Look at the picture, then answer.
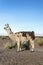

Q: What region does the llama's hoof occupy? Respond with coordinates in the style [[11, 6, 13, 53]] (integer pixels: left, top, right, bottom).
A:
[[30, 48, 34, 52], [17, 49, 22, 52], [20, 48, 22, 51]]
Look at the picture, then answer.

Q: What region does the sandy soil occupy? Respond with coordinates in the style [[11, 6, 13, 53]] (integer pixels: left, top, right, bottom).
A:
[[0, 37, 43, 65]]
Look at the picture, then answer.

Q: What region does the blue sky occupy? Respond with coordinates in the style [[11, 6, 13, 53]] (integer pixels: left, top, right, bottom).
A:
[[0, 0, 43, 36]]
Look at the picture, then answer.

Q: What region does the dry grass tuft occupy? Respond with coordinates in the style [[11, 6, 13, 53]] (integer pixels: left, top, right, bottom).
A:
[[4, 43, 16, 49], [36, 37, 43, 46], [38, 41, 43, 46]]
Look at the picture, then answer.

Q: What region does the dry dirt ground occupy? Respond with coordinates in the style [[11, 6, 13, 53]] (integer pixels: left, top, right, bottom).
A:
[[0, 36, 43, 65]]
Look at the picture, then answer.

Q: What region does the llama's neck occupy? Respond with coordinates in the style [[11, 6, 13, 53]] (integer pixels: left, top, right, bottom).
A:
[[9, 33, 17, 42], [6, 30, 16, 41]]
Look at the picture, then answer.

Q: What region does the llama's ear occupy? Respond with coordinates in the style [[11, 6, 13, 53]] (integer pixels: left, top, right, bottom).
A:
[[5, 24, 9, 27]]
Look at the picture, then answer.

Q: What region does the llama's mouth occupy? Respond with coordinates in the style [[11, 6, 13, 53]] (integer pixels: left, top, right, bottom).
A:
[[4, 27, 6, 30]]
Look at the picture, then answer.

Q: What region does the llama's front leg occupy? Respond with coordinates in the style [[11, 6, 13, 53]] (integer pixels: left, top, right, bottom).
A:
[[17, 41, 20, 52], [17, 41, 22, 52], [30, 40, 35, 52]]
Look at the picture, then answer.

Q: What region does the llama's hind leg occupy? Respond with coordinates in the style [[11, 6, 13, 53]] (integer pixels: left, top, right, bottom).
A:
[[30, 39, 35, 52]]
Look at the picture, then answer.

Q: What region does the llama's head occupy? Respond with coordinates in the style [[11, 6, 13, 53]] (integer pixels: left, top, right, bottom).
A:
[[4, 24, 12, 34], [4, 24, 10, 30]]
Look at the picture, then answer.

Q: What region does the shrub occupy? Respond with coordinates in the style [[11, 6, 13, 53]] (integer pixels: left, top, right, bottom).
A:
[[4, 43, 16, 49], [38, 41, 43, 46], [1, 36, 7, 39], [1, 36, 10, 40]]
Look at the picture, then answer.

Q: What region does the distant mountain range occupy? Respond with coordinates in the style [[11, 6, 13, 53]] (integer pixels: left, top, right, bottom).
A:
[[35, 33, 43, 36]]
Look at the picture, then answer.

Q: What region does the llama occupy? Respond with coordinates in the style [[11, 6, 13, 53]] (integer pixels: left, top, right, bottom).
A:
[[4, 24, 35, 51]]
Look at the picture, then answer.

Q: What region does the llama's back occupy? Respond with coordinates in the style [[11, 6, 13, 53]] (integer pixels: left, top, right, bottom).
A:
[[15, 31, 35, 40]]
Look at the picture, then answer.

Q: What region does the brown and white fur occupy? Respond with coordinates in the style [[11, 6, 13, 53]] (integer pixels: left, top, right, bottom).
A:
[[16, 32, 35, 51]]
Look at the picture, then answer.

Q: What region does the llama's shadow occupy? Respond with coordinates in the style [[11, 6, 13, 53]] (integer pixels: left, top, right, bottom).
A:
[[21, 41, 30, 50]]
